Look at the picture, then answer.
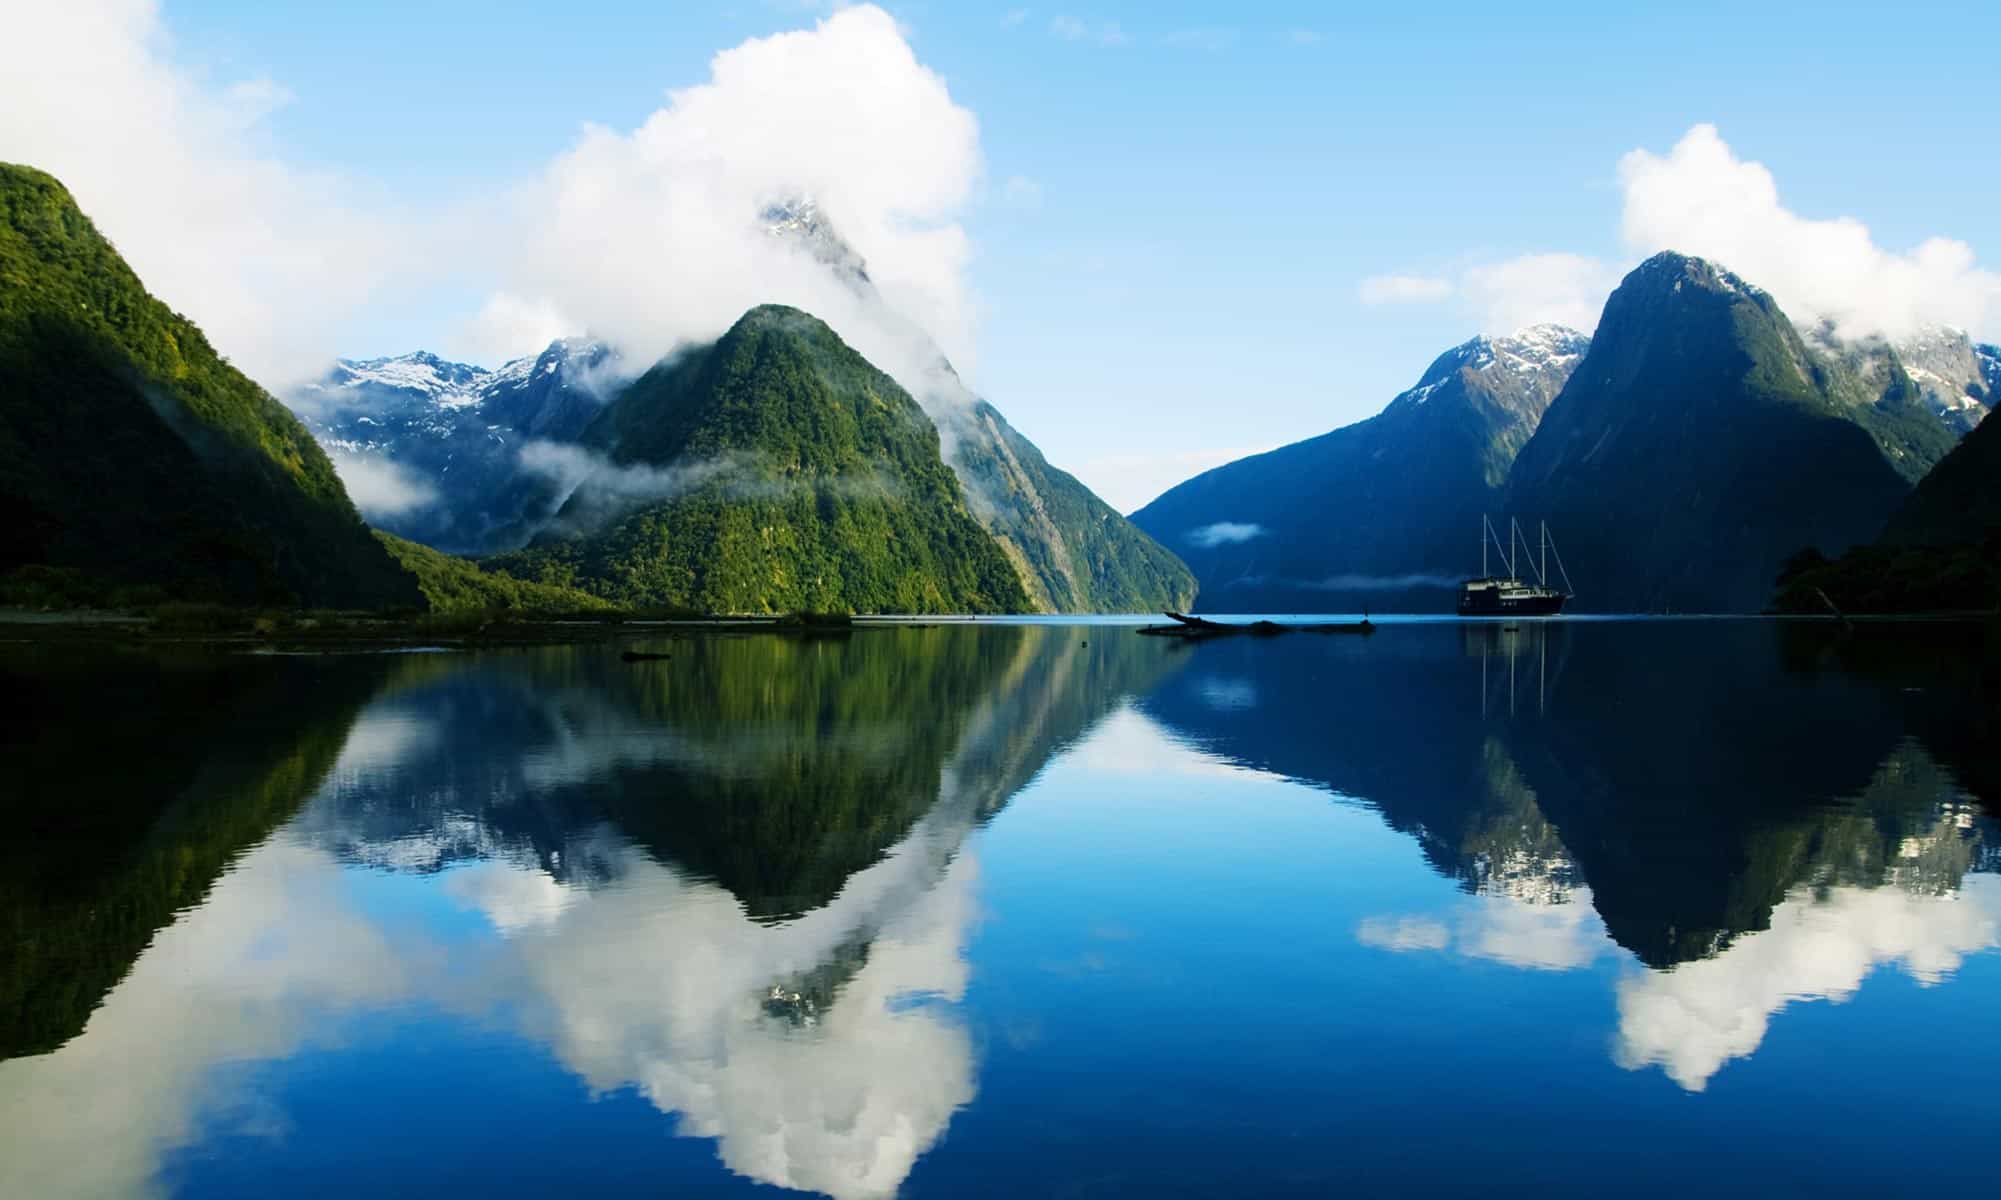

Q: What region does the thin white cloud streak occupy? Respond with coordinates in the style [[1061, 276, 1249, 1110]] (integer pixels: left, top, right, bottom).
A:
[[0, 0, 412, 389], [329, 453, 439, 518], [1185, 521, 1266, 549], [1618, 123, 2001, 342]]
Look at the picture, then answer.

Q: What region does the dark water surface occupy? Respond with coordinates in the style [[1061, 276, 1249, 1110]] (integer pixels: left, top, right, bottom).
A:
[[4, 620, 1998, 1198]]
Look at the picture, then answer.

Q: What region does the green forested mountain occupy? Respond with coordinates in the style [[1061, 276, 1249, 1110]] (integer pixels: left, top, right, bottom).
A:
[[1130, 326, 1588, 612], [374, 530, 611, 614], [1772, 400, 2001, 613], [760, 199, 1192, 612], [945, 397, 1194, 611], [1506, 252, 1956, 613], [0, 164, 417, 608], [489, 305, 1029, 613]]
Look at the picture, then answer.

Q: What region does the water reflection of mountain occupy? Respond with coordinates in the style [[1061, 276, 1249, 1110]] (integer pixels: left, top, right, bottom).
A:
[[1136, 622, 1997, 968], [0, 647, 395, 1059], [293, 626, 1173, 913], [0, 626, 1181, 1200]]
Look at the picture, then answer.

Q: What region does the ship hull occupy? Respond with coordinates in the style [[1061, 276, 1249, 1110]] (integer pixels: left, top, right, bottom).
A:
[[1458, 591, 1567, 617]]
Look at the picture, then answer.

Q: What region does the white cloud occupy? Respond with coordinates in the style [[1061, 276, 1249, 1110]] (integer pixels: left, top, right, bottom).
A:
[[1459, 253, 1622, 335], [1002, 8, 1031, 27], [1185, 520, 1267, 549], [1357, 254, 1618, 334], [329, 453, 440, 518], [1374, 124, 2001, 343], [1618, 123, 2001, 342], [0, 0, 414, 388], [1285, 29, 1325, 46], [468, 5, 984, 391], [1359, 274, 1455, 305]]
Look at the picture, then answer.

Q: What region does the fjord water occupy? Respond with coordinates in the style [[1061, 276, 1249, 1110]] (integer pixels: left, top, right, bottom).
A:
[[3, 622, 1997, 1198]]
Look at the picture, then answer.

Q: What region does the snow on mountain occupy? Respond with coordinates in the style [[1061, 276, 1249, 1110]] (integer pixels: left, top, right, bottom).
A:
[[1387, 325, 1589, 414], [287, 339, 618, 553]]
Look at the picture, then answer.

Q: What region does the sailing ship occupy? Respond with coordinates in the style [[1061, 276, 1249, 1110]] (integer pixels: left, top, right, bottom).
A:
[[1459, 516, 1572, 616]]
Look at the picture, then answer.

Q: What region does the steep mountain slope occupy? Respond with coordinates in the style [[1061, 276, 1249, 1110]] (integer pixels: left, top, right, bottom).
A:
[[945, 395, 1195, 611], [489, 305, 1029, 613], [1129, 326, 1588, 612], [763, 200, 1193, 612], [1891, 325, 1994, 433], [1881, 400, 2001, 547], [0, 163, 416, 608], [292, 339, 616, 554], [1507, 252, 1955, 613]]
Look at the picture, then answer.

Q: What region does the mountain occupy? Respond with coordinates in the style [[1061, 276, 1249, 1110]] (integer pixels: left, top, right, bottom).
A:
[[761, 199, 1194, 613], [1883, 400, 2001, 547], [943, 395, 1195, 612], [1891, 325, 1994, 433], [1799, 322, 1994, 435], [488, 305, 1030, 614], [1774, 389, 2001, 613], [1129, 325, 1588, 612], [0, 163, 417, 608], [292, 338, 616, 555], [1506, 252, 1957, 613]]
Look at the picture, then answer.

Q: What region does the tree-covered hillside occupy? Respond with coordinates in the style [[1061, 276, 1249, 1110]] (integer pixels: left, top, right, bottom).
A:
[[0, 163, 417, 608], [489, 306, 1029, 614], [946, 398, 1195, 612]]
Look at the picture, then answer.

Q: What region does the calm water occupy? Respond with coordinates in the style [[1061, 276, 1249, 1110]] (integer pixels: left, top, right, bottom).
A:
[[4, 620, 1998, 1198]]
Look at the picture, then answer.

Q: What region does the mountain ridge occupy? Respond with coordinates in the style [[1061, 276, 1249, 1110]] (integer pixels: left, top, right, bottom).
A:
[[487, 304, 1031, 614], [1129, 323, 1588, 612], [0, 162, 417, 608]]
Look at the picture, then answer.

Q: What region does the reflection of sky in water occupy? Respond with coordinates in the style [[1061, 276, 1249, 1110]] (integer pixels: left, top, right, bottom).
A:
[[4, 625, 2000, 1198]]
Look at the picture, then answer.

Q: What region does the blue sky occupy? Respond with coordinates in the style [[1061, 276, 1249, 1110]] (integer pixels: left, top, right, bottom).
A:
[[11, 1, 2000, 509]]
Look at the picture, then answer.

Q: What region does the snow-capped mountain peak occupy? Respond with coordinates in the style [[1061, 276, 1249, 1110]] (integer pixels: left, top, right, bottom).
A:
[[763, 196, 872, 290]]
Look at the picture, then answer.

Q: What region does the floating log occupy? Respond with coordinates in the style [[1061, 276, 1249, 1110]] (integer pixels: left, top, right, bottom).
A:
[[1136, 612, 1375, 639], [620, 649, 672, 662]]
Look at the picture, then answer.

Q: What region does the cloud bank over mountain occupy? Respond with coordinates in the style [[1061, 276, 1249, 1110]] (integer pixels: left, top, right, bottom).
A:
[[462, 5, 985, 386], [2, 3, 981, 399], [1364, 124, 2001, 343]]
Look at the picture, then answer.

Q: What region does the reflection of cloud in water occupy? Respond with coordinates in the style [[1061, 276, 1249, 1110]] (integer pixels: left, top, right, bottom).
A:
[[0, 839, 414, 1200], [0, 763, 985, 1200], [1197, 676, 1258, 711], [1065, 705, 1292, 785], [481, 844, 978, 1200], [1615, 876, 2001, 1092], [1356, 890, 1612, 971], [1355, 915, 1450, 952]]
